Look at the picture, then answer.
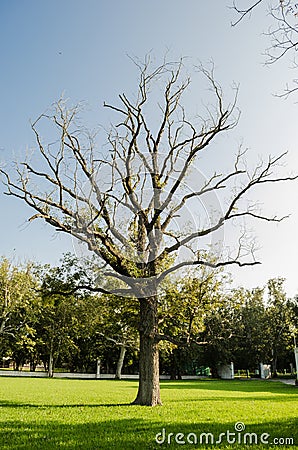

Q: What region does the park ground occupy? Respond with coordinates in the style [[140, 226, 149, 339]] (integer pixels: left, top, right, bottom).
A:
[[0, 378, 297, 449]]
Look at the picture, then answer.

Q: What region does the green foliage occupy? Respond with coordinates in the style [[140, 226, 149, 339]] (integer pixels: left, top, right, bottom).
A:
[[229, 286, 268, 370], [158, 265, 228, 377], [1, 253, 297, 379], [0, 258, 40, 368], [36, 255, 105, 373], [264, 278, 296, 375], [159, 265, 226, 343], [0, 258, 39, 335], [201, 278, 297, 374]]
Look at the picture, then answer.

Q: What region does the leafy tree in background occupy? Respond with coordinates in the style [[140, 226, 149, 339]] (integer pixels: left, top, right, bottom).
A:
[[37, 255, 139, 376], [159, 265, 226, 345], [65, 294, 103, 374], [0, 258, 37, 337], [36, 255, 102, 376], [157, 264, 227, 377], [201, 279, 297, 376], [200, 289, 238, 377], [232, 287, 267, 373], [0, 258, 40, 369], [0, 255, 297, 379], [97, 293, 139, 379], [38, 269, 79, 376], [1, 57, 295, 405], [265, 278, 295, 375]]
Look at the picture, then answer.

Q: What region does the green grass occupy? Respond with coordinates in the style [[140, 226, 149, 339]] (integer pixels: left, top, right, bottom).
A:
[[0, 378, 297, 449]]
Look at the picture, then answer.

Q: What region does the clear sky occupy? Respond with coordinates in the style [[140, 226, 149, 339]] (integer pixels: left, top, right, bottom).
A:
[[1, 0, 298, 296]]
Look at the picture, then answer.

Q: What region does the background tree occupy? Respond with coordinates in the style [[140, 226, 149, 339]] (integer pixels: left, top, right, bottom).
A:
[[264, 277, 295, 375], [1, 57, 295, 405], [0, 258, 40, 369], [231, 0, 298, 96], [97, 293, 139, 379], [38, 270, 79, 376], [201, 279, 297, 377], [64, 293, 103, 374], [232, 287, 267, 374], [159, 265, 225, 344], [157, 264, 226, 378], [200, 289, 239, 377], [36, 255, 102, 376]]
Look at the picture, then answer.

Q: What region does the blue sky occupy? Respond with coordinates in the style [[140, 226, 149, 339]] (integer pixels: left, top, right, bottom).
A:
[[1, 1, 298, 295]]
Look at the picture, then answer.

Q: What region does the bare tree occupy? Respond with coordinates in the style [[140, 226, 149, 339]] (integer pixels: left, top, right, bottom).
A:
[[231, 0, 298, 96], [0, 57, 295, 405]]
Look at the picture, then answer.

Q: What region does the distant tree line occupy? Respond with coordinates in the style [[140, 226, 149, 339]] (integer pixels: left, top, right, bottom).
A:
[[0, 254, 297, 378]]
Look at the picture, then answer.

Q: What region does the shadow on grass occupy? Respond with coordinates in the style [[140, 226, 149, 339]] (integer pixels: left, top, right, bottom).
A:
[[160, 379, 298, 394], [0, 400, 133, 408], [0, 416, 296, 449], [0, 380, 296, 449], [0, 380, 296, 409]]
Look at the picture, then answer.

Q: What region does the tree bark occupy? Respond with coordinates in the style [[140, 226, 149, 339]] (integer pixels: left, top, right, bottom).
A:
[[48, 351, 54, 378], [272, 354, 278, 378], [30, 360, 36, 372], [133, 297, 162, 406], [115, 346, 126, 380]]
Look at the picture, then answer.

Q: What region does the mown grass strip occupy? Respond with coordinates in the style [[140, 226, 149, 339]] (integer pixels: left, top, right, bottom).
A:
[[0, 378, 296, 449]]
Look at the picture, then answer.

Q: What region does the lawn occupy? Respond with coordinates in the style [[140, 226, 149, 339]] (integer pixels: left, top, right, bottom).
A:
[[0, 377, 297, 449]]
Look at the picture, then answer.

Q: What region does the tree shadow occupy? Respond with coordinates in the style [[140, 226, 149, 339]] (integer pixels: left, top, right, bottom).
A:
[[160, 379, 298, 395], [0, 380, 296, 448], [0, 400, 132, 408], [0, 416, 296, 449]]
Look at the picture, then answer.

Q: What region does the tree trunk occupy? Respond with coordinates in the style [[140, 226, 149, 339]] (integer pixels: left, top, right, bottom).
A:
[[272, 356, 278, 378], [115, 345, 126, 380], [48, 329, 55, 377], [96, 358, 101, 379], [211, 366, 219, 378], [30, 359, 36, 372], [48, 352, 54, 378], [133, 297, 162, 406]]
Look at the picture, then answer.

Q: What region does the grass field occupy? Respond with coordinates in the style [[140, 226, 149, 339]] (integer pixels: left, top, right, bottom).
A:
[[0, 377, 297, 449]]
